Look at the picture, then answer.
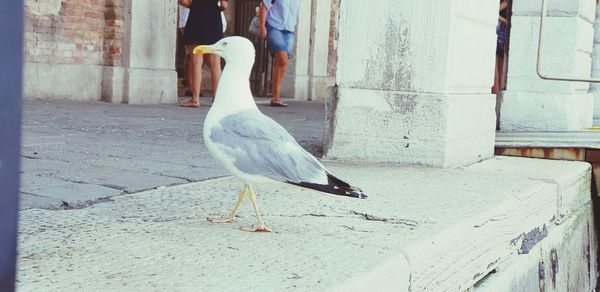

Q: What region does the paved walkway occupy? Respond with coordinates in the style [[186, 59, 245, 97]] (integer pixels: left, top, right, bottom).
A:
[[20, 98, 325, 210], [17, 156, 593, 291]]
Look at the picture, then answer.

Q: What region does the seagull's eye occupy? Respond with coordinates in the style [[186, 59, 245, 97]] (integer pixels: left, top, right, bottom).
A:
[[222, 42, 228, 47]]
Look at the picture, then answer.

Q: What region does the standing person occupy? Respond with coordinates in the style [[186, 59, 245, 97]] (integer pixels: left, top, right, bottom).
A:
[[259, 0, 302, 107], [180, 0, 228, 107]]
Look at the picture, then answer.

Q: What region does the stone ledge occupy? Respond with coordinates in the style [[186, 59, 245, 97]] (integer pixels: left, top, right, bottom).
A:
[[326, 88, 495, 167], [17, 157, 594, 291], [496, 130, 600, 148], [475, 204, 596, 291]]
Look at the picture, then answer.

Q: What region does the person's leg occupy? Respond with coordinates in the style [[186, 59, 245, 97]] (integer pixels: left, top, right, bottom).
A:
[[182, 44, 203, 107], [205, 53, 222, 101], [497, 55, 505, 91], [492, 54, 501, 94], [271, 51, 288, 104], [266, 27, 291, 106]]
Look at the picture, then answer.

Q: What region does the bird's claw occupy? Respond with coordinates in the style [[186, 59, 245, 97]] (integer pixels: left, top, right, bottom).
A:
[[240, 224, 272, 232]]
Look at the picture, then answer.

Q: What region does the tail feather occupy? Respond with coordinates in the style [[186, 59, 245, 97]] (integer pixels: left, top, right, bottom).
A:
[[288, 173, 367, 199]]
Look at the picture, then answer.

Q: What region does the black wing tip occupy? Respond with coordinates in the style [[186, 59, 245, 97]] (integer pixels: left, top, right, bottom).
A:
[[349, 190, 368, 199], [328, 173, 367, 199], [288, 174, 368, 199]]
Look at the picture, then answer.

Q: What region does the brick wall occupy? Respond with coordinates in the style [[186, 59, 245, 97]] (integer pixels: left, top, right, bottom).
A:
[[24, 0, 125, 67]]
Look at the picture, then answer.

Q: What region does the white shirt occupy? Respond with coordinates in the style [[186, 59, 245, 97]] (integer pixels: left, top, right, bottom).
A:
[[178, 5, 190, 29]]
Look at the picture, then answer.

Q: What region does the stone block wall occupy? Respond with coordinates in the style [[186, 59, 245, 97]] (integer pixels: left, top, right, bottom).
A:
[[500, 0, 595, 131]]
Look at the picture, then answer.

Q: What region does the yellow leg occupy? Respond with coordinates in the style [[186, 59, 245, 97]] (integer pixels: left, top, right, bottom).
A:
[[208, 185, 248, 223], [240, 185, 272, 232]]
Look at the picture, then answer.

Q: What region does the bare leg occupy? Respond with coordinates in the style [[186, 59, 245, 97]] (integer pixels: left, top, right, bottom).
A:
[[492, 55, 503, 94], [208, 185, 248, 223], [240, 185, 272, 232], [271, 51, 288, 104], [205, 54, 222, 101], [497, 55, 505, 91], [181, 45, 202, 107]]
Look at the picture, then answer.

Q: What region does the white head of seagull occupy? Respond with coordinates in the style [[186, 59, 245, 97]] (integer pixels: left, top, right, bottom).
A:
[[193, 36, 255, 71], [194, 37, 256, 114]]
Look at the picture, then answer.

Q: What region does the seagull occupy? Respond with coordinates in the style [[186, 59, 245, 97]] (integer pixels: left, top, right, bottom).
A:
[[194, 36, 367, 232]]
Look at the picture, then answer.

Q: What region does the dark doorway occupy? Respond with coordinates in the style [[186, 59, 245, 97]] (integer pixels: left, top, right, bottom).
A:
[[234, 0, 273, 97]]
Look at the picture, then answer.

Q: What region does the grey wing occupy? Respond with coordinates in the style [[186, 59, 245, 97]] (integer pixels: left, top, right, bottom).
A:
[[209, 109, 327, 184]]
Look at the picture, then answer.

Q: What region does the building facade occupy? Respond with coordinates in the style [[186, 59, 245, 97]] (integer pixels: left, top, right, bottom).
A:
[[22, 0, 600, 157]]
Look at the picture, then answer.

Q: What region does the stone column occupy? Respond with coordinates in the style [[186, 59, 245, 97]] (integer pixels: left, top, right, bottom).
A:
[[103, 0, 177, 104], [324, 1, 497, 167], [591, 1, 600, 119], [282, 0, 334, 101], [500, 0, 595, 131], [280, 1, 311, 100]]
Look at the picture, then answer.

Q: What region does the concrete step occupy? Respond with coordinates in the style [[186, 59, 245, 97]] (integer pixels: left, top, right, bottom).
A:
[[17, 156, 596, 291]]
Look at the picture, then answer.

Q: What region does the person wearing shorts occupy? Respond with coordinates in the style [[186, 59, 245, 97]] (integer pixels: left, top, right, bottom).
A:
[[258, 0, 302, 107]]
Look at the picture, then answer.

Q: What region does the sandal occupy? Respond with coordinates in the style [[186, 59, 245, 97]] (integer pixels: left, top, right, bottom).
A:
[[180, 99, 200, 108], [270, 100, 288, 107]]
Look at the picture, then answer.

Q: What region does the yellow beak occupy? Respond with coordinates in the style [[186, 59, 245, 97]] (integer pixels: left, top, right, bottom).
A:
[[193, 45, 215, 55]]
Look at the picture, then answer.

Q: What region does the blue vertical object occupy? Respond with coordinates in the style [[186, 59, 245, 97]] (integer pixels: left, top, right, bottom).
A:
[[0, 0, 23, 291]]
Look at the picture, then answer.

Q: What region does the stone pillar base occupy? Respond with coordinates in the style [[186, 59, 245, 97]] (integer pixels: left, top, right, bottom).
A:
[[500, 92, 594, 131], [125, 67, 177, 104], [309, 76, 333, 102], [101, 66, 126, 104], [24, 62, 102, 101], [282, 74, 334, 101], [102, 66, 177, 104], [282, 74, 309, 101], [324, 88, 496, 167]]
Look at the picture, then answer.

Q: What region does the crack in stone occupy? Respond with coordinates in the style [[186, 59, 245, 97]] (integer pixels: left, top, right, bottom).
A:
[[350, 210, 419, 227], [266, 211, 420, 227], [155, 174, 194, 183]]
